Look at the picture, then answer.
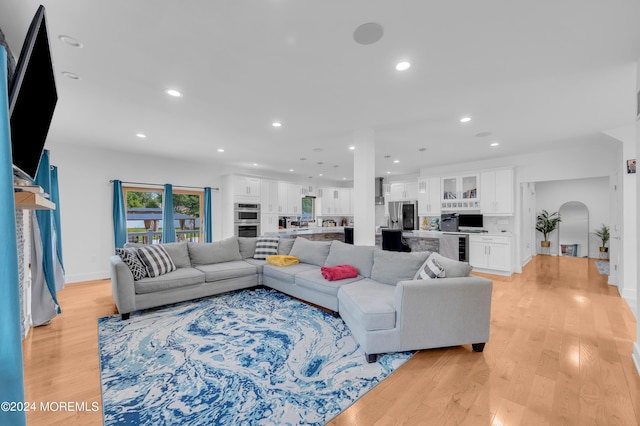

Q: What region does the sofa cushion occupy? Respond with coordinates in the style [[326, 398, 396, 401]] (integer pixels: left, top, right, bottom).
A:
[[161, 242, 191, 269], [243, 257, 267, 274], [430, 252, 473, 277], [254, 237, 279, 260], [263, 263, 318, 284], [288, 237, 331, 267], [337, 279, 397, 331], [370, 249, 430, 286], [414, 253, 446, 280], [136, 245, 177, 278], [134, 267, 205, 294], [278, 238, 295, 255], [238, 237, 257, 259], [194, 261, 257, 282], [116, 248, 147, 281], [295, 268, 363, 296], [188, 237, 242, 265], [324, 241, 375, 278]]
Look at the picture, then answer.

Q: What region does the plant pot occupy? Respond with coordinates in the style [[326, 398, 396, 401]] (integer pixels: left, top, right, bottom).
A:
[[541, 241, 551, 248], [599, 247, 608, 253]]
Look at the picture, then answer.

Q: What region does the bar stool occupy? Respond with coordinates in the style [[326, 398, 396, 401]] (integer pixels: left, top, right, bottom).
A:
[[381, 229, 411, 252]]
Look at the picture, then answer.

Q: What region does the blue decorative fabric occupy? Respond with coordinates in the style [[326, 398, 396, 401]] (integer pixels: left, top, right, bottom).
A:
[[34, 150, 61, 313], [50, 165, 64, 272], [99, 289, 413, 425], [162, 183, 175, 243], [112, 180, 126, 249], [203, 187, 212, 243], [0, 46, 27, 425]]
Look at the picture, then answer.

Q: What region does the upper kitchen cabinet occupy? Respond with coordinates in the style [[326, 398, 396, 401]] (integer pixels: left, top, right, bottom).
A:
[[388, 182, 419, 201], [441, 174, 479, 210], [277, 182, 303, 215], [417, 177, 441, 216], [260, 179, 279, 214], [233, 176, 261, 200], [481, 169, 514, 215], [318, 187, 338, 215]]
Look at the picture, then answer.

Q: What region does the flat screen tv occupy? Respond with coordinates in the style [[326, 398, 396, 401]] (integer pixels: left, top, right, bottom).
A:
[[8, 5, 57, 182]]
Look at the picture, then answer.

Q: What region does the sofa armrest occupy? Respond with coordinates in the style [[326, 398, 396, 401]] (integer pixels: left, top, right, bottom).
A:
[[393, 276, 493, 350], [110, 255, 137, 315]]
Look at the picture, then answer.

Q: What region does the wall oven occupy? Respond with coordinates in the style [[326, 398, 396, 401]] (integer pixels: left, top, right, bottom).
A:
[[234, 203, 261, 237]]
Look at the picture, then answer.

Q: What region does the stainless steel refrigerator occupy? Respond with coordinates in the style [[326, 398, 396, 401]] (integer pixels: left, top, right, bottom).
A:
[[388, 200, 418, 230]]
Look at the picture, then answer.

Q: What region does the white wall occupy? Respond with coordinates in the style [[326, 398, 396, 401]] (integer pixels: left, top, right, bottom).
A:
[[49, 142, 227, 283], [534, 178, 609, 258]]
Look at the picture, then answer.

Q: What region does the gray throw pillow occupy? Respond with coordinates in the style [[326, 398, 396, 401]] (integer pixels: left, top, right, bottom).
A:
[[188, 237, 242, 265], [288, 237, 332, 267], [160, 242, 191, 268], [370, 249, 430, 286], [278, 238, 295, 255], [238, 237, 258, 259], [254, 237, 279, 260], [324, 240, 374, 278], [430, 252, 473, 277]]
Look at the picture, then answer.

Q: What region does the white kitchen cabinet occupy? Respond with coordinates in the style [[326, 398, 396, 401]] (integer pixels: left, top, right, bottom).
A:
[[318, 187, 338, 215], [338, 188, 352, 215], [417, 177, 441, 216], [261, 213, 279, 234], [469, 234, 511, 273], [233, 176, 261, 199], [260, 179, 279, 214], [481, 169, 514, 215], [388, 182, 419, 201], [441, 174, 479, 210], [287, 183, 303, 215]]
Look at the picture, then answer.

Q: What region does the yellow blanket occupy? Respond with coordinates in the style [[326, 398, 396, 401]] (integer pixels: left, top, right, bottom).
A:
[[266, 255, 300, 267]]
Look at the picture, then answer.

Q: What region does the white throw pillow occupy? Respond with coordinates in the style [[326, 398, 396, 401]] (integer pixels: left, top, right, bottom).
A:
[[414, 253, 446, 280], [136, 245, 177, 278]]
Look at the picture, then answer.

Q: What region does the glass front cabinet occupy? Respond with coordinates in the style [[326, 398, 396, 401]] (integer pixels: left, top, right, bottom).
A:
[[441, 174, 480, 210]]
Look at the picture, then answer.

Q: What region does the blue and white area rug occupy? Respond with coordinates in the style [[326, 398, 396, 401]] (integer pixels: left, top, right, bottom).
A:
[[98, 288, 412, 425], [595, 260, 610, 276]]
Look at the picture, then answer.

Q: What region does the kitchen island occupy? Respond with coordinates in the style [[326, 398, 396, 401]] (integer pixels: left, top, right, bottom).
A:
[[265, 227, 346, 241]]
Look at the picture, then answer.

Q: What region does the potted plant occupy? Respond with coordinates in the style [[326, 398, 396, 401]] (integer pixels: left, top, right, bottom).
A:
[[536, 210, 561, 248], [593, 224, 610, 253]]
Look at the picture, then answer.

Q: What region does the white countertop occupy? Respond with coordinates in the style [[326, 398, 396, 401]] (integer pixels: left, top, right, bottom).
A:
[[266, 226, 346, 236]]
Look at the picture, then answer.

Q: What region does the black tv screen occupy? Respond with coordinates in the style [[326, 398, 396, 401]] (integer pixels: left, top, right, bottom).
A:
[[9, 5, 57, 182], [459, 214, 483, 228]]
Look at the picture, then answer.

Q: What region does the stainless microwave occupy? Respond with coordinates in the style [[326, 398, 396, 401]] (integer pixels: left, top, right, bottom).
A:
[[234, 203, 260, 222]]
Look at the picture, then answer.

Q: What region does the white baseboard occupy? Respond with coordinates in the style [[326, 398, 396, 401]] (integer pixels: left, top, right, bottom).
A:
[[64, 271, 109, 284], [633, 343, 640, 377], [620, 288, 637, 320]]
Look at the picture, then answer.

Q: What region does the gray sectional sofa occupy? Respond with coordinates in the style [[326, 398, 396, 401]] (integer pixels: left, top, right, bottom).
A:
[[110, 236, 492, 362]]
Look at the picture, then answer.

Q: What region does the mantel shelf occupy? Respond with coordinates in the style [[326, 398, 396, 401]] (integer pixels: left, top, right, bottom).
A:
[[14, 191, 56, 210]]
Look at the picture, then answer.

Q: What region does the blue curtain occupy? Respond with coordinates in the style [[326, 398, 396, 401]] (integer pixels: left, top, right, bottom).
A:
[[112, 180, 126, 249], [162, 183, 175, 243], [50, 166, 64, 273], [0, 46, 26, 425], [32, 150, 62, 322], [204, 187, 212, 243]]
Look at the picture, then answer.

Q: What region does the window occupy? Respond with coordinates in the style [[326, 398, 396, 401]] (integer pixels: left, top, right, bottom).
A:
[[301, 196, 315, 222], [123, 186, 203, 244]]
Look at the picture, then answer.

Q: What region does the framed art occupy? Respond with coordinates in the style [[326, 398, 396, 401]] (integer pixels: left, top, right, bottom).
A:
[[627, 159, 636, 174]]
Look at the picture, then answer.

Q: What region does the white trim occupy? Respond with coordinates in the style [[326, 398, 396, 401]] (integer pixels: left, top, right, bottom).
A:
[[633, 342, 640, 377], [64, 271, 109, 284], [621, 289, 637, 319]]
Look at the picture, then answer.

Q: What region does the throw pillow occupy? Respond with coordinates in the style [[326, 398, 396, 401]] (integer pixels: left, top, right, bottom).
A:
[[278, 238, 295, 255], [116, 248, 147, 281], [370, 249, 430, 286], [136, 245, 177, 278], [238, 237, 258, 259], [324, 240, 375, 278], [288, 237, 332, 266], [254, 237, 279, 260], [430, 252, 473, 277], [414, 254, 446, 280], [160, 242, 191, 269], [188, 237, 242, 265]]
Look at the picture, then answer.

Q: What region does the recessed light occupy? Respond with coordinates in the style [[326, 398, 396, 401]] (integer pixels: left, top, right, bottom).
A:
[[289, 169, 294, 172], [252, 163, 258, 166], [58, 35, 83, 48], [165, 89, 183, 97], [136, 133, 147, 139], [61, 71, 80, 80], [343, 178, 347, 180], [386, 171, 391, 174], [393, 160, 400, 163], [319, 173, 323, 177], [460, 117, 471, 123], [395, 61, 411, 71], [217, 149, 225, 153], [349, 146, 355, 150], [272, 122, 282, 127], [490, 142, 500, 147]]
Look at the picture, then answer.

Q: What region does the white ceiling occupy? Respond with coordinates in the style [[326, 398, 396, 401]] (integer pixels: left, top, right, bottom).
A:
[[2, 0, 640, 183]]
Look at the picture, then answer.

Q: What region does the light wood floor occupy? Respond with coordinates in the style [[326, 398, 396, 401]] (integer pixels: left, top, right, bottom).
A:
[[23, 256, 639, 425]]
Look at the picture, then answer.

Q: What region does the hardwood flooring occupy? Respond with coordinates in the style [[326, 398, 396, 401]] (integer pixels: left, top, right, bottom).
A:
[[22, 256, 639, 425]]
